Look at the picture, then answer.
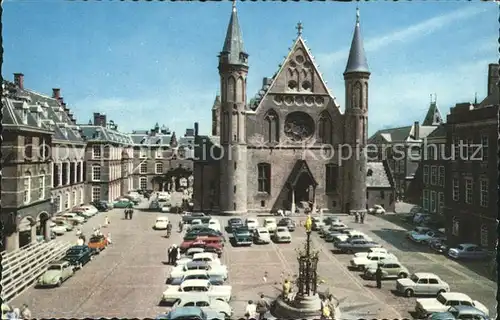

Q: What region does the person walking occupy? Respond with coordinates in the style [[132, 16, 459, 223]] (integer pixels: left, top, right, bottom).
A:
[[129, 208, 134, 220], [375, 264, 383, 289], [20, 305, 31, 320], [255, 294, 269, 320], [360, 211, 365, 224], [244, 300, 257, 320], [166, 221, 172, 238], [282, 279, 291, 302], [106, 233, 112, 245], [76, 228, 82, 237], [167, 245, 174, 265], [178, 220, 184, 233], [104, 216, 110, 227]]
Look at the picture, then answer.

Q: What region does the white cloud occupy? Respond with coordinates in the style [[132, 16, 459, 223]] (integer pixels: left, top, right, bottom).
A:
[[317, 6, 486, 67]]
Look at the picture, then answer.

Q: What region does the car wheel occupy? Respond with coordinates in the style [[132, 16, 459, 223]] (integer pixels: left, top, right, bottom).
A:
[[398, 272, 408, 278], [405, 289, 414, 297], [57, 278, 62, 287]]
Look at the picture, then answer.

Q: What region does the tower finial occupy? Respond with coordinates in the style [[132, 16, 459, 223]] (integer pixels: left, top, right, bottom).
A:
[[356, 6, 360, 26], [474, 92, 478, 104], [296, 21, 303, 37], [430, 93, 433, 104], [232, 0, 236, 12]]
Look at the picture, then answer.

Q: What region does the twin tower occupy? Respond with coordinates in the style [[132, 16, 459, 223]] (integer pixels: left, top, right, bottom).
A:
[[217, 3, 370, 215]]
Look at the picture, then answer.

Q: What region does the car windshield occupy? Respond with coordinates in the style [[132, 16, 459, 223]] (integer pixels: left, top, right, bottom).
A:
[[436, 294, 447, 305], [90, 237, 102, 243], [47, 265, 62, 270], [277, 227, 287, 232], [410, 274, 419, 283], [457, 245, 465, 251], [259, 230, 269, 234]]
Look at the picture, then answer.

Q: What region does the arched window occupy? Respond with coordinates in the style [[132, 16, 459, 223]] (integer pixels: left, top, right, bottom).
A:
[[480, 225, 488, 247], [257, 163, 271, 194], [264, 110, 279, 143], [65, 192, 70, 209], [92, 165, 101, 181], [236, 77, 243, 102], [227, 76, 236, 102], [23, 171, 32, 204], [39, 170, 46, 200], [318, 111, 333, 144], [452, 217, 459, 236]]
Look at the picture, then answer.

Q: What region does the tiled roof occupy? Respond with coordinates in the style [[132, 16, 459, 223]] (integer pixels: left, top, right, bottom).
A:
[[422, 102, 444, 126], [370, 124, 438, 143], [426, 124, 446, 139], [344, 15, 369, 74], [366, 162, 392, 188], [477, 90, 499, 108], [79, 125, 134, 144]]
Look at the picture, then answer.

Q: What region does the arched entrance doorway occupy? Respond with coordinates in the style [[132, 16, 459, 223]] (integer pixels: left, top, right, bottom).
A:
[[154, 165, 193, 192], [18, 216, 36, 248], [37, 211, 51, 241]]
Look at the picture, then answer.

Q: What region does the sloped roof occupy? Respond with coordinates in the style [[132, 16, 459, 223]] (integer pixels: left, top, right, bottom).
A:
[[426, 124, 446, 139], [80, 125, 133, 144], [366, 162, 391, 188], [221, 4, 247, 66], [344, 12, 369, 74], [422, 102, 444, 126], [286, 160, 318, 187], [370, 124, 438, 143]]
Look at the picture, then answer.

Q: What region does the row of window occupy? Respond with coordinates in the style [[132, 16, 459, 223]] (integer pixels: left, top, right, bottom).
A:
[[452, 136, 489, 161], [256, 163, 338, 194], [23, 171, 46, 204], [422, 165, 445, 186], [24, 136, 49, 161], [52, 161, 84, 187], [422, 190, 445, 214], [451, 218, 489, 247], [92, 145, 131, 160], [452, 177, 489, 207], [54, 189, 84, 213]]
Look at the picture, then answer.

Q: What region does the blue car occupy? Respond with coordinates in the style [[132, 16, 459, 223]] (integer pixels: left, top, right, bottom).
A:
[[155, 307, 224, 320]]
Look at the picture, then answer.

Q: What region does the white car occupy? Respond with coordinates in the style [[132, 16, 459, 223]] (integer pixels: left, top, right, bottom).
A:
[[158, 192, 170, 201], [350, 252, 398, 270], [368, 205, 385, 215], [61, 213, 85, 225], [79, 205, 99, 216], [172, 295, 233, 319], [336, 231, 371, 243], [409, 230, 446, 244], [161, 205, 171, 213], [154, 216, 169, 230], [272, 227, 292, 243], [161, 279, 232, 305], [253, 227, 271, 244], [312, 217, 325, 231], [169, 261, 228, 280], [51, 224, 67, 236], [188, 219, 204, 231], [208, 219, 221, 232], [245, 218, 259, 230], [354, 247, 388, 258], [263, 218, 277, 233], [396, 272, 450, 298], [415, 292, 489, 318], [176, 252, 221, 268], [128, 192, 141, 202]]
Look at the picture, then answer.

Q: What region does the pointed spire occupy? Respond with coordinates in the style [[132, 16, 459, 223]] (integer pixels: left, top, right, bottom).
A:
[[170, 132, 178, 148], [344, 7, 370, 75], [296, 21, 303, 38], [212, 95, 221, 110], [221, 0, 248, 66], [422, 96, 443, 126]]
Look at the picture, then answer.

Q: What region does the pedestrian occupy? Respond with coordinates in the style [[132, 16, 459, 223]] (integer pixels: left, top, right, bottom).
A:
[[167, 245, 174, 265], [106, 233, 112, 245], [354, 212, 359, 223], [129, 209, 134, 220], [76, 228, 82, 237], [321, 297, 331, 319], [244, 300, 257, 320], [20, 304, 31, 320], [282, 279, 291, 301], [175, 245, 181, 261], [360, 212, 365, 224], [255, 294, 269, 320], [92, 228, 98, 236], [77, 237, 84, 246], [104, 216, 110, 227], [376, 264, 382, 289], [178, 220, 184, 232]]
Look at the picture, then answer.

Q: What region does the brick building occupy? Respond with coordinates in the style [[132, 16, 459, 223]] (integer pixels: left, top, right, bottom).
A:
[[194, 7, 391, 215], [444, 63, 499, 250], [2, 75, 54, 251], [80, 113, 135, 203], [366, 161, 396, 212], [129, 124, 194, 191], [368, 101, 443, 202]]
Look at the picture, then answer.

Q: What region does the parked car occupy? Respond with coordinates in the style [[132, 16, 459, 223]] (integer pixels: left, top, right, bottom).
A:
[[54, 219, 74, 232], [154, 216, 170, 230], [232, 227, 253, 246], [396, 272, 450, 297], [407, 226, 432, 238], [207, 219, 221, 232], [448, 244, 490, 260], [354, 247, 388, 258], [61, 213, 86, 225], [71, 207, 93, 218], [176, 252, 222, 268], [167, 270, 225, 286], [36, 260, 74, 287], [114, 198, 133, 208], [88, 235, 109, 253], [272, 227, 292, 243], [253, 227, 271, 244], [180, 236, 224, 254], [350, 252, 398, 270], [148, 200, 161, 211], [368, 205, 385, 215], [161, 279, 232, 305], [446, 305, 490, 320], [51, 223, 67, 236], [277, 218, 296, 231], [171, 296, 232, 319], [323, 216, 342, 225], [415, 292, 489, 318], [409, 230, 446, 244], [156, 306, 225, 320], [91, 200, 110, 211], [183, 213, 211, 224], [245, 218, 259, 230], [263, 218, 277, 233], [161, 205, 171, 213], [334, 239, 382, 253], [429, 239, 449, 254], [78, 205, 99, 216], [169, 261, 228, 280], [364, 260, 409, 280], [63, 245, 93, 269], [311, 217, 325, 231]]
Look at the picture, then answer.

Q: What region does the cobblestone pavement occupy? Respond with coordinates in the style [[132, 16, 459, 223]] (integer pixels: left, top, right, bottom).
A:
[[10, 204, 496, 319]]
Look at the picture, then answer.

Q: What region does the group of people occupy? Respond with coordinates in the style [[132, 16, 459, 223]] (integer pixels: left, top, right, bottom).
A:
[[167, 244, 181, 265], [320, 294, 338, 319], [244, 294, 270, 320], [74, 220, 112, 246], [2, 303, 31, 320], [354, 211, 367, 224], [124, 208, 134, 220]]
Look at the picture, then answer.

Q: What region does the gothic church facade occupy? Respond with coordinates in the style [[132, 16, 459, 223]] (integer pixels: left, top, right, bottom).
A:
[[193, 5, 374, 215]]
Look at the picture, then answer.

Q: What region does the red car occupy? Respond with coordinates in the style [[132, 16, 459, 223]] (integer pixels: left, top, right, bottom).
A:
[[180, 236, 223, 257]]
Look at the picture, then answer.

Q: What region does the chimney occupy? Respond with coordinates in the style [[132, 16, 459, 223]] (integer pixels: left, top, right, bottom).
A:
[[13, 73, 24, 89], [52, 88, 61, 99], [487, 63, 500, 96], [194, 122, 199, 137], [93, 112, 107, 127], [414, 121, 420, 140]]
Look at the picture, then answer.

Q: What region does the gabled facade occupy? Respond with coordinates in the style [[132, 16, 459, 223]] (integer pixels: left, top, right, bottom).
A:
[[194, 7, 380, 215], [129, 124, 194, 192]]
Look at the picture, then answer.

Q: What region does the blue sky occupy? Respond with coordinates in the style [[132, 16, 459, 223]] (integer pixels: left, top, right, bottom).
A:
[[3, 1, 498, 136]]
